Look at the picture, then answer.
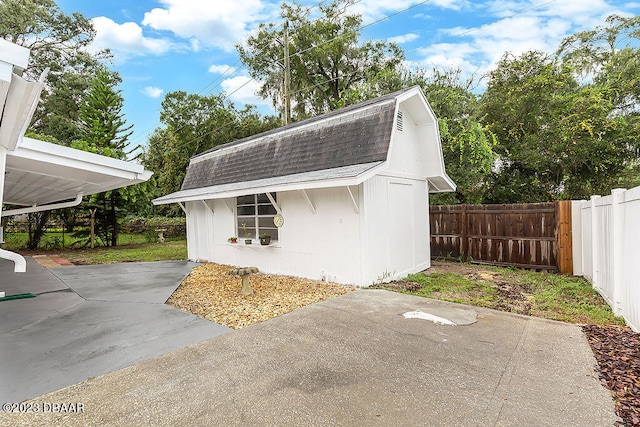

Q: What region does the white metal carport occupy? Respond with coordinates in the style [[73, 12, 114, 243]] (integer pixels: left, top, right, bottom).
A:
[[0, 39, 152, 276]]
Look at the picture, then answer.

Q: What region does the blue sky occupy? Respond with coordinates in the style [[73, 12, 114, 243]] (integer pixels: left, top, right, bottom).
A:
[[54, 0, 639, 150]]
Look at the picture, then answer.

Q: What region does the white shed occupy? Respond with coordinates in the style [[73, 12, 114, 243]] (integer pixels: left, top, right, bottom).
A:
[[153, 86, 455, 286]]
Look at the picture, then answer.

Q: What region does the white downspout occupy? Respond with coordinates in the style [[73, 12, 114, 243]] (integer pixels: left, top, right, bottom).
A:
[[0, 145, 27, 272]]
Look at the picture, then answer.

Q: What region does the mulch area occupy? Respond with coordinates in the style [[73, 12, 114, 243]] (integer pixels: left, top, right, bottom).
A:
[[166, 263, 355, 329], [583, 325, 640, 426]]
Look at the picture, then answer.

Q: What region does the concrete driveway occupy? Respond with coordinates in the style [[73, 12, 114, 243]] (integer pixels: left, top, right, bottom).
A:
[[0, 258, 229, 403], [1, 288, 620, 426]]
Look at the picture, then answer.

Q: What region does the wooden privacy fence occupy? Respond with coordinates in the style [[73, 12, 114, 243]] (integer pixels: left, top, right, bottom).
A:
[[430, 202, 573, 273]]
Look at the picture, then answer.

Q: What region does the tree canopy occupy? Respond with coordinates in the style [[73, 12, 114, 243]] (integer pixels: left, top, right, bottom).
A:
[[141, 92, 280, 214], [481, 16, 640, 202], [237, 0, 404, 120], [0, 0, 109, 145]]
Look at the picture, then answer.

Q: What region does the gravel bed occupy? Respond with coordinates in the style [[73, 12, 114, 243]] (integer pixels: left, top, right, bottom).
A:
[[166, 262, 355, 329]]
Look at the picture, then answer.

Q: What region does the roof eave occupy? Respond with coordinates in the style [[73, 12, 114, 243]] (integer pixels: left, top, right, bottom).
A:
[[428, 173, 457, 193], [153, 162, 385, 205]]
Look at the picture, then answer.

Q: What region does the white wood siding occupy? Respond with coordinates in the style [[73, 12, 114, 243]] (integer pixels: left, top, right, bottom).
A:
[[187, 187, 364, 285], [361, 175, 430, 285], [387, 104, 439, 179]]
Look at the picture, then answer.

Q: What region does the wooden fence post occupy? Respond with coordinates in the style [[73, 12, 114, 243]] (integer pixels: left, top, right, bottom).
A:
[[461, 204, 468, 261], [556, 201, 573, 275]]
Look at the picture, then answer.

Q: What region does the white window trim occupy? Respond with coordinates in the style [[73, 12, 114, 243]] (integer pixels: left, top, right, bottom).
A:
[[236, 193, 279, 242]]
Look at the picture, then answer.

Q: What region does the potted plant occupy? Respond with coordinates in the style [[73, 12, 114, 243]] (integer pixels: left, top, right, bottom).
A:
[[260, 233, 271, 246], [241, 223, 252, 244], [227, 236, 238, 243]]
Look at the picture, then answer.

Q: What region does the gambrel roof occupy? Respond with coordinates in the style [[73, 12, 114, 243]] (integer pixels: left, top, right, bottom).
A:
[[182, 90, 399, 191], [153, 86, 454, 205]]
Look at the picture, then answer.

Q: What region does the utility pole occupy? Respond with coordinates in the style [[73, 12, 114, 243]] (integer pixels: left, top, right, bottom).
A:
[[283, 21, 291, 125]]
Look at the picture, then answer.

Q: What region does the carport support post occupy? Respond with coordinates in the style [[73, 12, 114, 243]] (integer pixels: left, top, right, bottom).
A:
[[0, 145, 26, 274], [90, 208, 96, 249]]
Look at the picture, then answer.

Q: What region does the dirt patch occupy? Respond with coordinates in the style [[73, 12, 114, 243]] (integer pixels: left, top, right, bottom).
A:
[[425, 260, 495, 277], [371, 280, 422, 292], [427, 261, 533, 315]]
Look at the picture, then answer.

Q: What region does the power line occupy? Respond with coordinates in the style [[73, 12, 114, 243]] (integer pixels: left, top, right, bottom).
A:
[[167, 1, 434, 152], [128, 0, 336, 148], [165, 0, 562, 153]]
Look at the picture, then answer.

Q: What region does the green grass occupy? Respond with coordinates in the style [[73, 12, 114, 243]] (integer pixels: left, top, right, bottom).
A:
[[2, 231, 153, 250], [404, 272, 500, 307], [392, 264, 625, 327], [2, 231, 187, 264], [55, 241, 188, 264]]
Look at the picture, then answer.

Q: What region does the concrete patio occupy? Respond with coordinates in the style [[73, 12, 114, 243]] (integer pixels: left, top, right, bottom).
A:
[[0, 258, 230, 403], [0, 276, 620, 426]]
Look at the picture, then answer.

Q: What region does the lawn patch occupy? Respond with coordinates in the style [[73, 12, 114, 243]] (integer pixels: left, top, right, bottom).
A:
[[374, 261, 625, 327]]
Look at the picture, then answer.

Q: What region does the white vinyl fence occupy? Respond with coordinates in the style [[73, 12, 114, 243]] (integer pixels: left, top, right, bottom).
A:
[[572, 186, 640, 332]]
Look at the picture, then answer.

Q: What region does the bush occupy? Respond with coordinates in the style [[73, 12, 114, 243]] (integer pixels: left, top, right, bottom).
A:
[[124, 217, 186, 239], [40, 236, 62, 250]]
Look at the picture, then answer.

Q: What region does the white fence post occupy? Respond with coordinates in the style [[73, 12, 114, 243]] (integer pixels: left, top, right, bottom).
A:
[[590, 195, 600, 291], [571, 200, 584, 276], [610, 189, 625, 316]]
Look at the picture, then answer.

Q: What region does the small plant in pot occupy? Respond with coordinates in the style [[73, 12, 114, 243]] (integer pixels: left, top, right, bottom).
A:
[[241, 223, 252, 244], [227, 236, 238, 243], [260, 233, 271, 246]]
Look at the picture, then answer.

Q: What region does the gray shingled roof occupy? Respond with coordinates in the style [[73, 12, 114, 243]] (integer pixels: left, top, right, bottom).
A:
[[179, 87, 415, 191]]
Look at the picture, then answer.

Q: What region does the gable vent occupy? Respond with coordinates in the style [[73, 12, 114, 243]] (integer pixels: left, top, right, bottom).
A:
[[396, 111, 403, 132]]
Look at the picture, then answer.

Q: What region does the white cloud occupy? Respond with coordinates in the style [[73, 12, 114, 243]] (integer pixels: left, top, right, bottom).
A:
[[142, 86, 164, 98], [411, 0, 629, 84], [190, 38, 201, 52], [220, 75, 270, 107], [388, 33, 420, 44], [141, 0, 276, 51], [208, 64, 238, 75], [90, 16, 176, 60], [351, 0, 469, 22]]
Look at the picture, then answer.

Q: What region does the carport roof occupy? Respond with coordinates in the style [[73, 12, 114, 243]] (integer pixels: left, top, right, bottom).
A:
[[4, 137, 153, 208], [0, 39, 152, 214]]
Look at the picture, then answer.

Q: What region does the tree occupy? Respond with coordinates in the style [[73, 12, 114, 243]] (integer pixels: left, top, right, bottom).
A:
[[404, 68, 496, 204], [481, 51, 577, 202], [142, 92, 280, 214], [237, 0, 404, 119], [481, 49, 639, 202], [558, 14, 640, 190], [73, 68, 133, 246], [0, 0, 109, 145], [75, 68, 132, 158]]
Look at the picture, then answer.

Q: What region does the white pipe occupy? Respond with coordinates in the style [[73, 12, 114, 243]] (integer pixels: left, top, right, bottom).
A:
[[1, 193, 83, 217], [0, 248, 26, 272]]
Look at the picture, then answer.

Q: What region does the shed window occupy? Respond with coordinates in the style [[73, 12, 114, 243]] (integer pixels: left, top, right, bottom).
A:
[[236, 193, 279, 241]]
